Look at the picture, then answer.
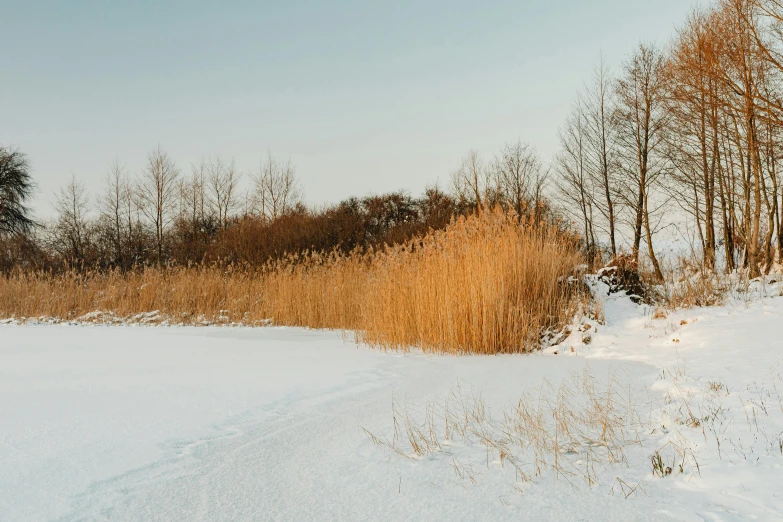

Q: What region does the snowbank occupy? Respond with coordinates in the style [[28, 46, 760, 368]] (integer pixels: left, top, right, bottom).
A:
[[1, 286, 782, 520]]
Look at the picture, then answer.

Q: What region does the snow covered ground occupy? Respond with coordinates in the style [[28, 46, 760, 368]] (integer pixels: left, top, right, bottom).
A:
[[2, 283, 783, 521]]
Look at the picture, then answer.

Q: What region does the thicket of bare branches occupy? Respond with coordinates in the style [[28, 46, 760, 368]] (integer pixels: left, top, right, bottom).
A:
[[450, 142, 550, 221], [1, 144, 481, 271], [555, 0, 783, 278]]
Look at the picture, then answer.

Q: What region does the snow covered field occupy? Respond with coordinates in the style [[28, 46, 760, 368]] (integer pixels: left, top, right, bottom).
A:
[[2, 285, 783, 521]]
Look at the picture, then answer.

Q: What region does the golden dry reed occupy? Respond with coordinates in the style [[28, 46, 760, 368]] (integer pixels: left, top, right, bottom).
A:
[[0, 209, 585, 354]]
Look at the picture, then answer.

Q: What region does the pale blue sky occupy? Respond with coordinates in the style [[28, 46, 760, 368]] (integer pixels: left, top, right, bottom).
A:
[[2, 0, 698, 215]]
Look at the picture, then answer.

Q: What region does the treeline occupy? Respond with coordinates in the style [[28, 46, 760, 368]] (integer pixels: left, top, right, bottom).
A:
[[9, 0, 783, 280], [0, 140, 550, 272], [555, 0, 783, 279]]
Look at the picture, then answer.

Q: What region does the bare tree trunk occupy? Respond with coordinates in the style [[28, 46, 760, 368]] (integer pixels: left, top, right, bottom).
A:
[[584, 58, 618, 257]]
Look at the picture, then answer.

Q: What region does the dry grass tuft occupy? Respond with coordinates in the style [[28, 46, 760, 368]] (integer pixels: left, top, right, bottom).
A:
[[660, 269, 728, 309], [363, 369, 646, 489], [0, 209, 585, 354]]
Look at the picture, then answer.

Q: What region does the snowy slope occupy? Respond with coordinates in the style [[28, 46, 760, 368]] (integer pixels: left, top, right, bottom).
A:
[[1, 287, 782, 521]]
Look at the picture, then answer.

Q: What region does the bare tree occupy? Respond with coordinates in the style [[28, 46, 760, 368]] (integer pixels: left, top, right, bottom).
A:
[[583, 57, 620, 257], [739, 0, 783, 266], [451, 150, 498, 211], [138, 146, 179, 262], [98, 159, 131, 266], [52, 175, 90, 264], [615, 43, 667, 280], [253, 152, 302, 221], [743, 0, 783, 123], [556, 99, 598, 253], [494, 141, 547, 219], [711, 0, 767, 276], [664, 10, 724, 270], [207, 155, 240, 229], [180, 159, 209, 227], [123, 175, 148, 266]]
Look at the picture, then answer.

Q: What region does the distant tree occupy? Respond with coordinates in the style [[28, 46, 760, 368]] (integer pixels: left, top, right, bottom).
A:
[[52, 175, 91, 264], [494, 141, 547, 219], [418, 185, 458, 229], [97, 159, 132, 267], [138, 146, 180, 262], [555, 99, 598, 254], [178, 158, 212, 234], [451, 150, 499, 211], [207, 155, 240, 229], [253, 152, 302, 221], [0, 147, 36, 236]]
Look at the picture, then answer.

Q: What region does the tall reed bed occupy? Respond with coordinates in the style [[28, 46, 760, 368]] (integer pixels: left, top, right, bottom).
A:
[[0, 209, 585, 354]]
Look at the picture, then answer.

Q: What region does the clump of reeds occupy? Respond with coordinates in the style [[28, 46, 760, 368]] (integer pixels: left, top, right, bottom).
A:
[[0, 208, 585, 354], [0, 265, 273, 325], [355, 208, 585, 353], [362, 368, 648, 489]]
